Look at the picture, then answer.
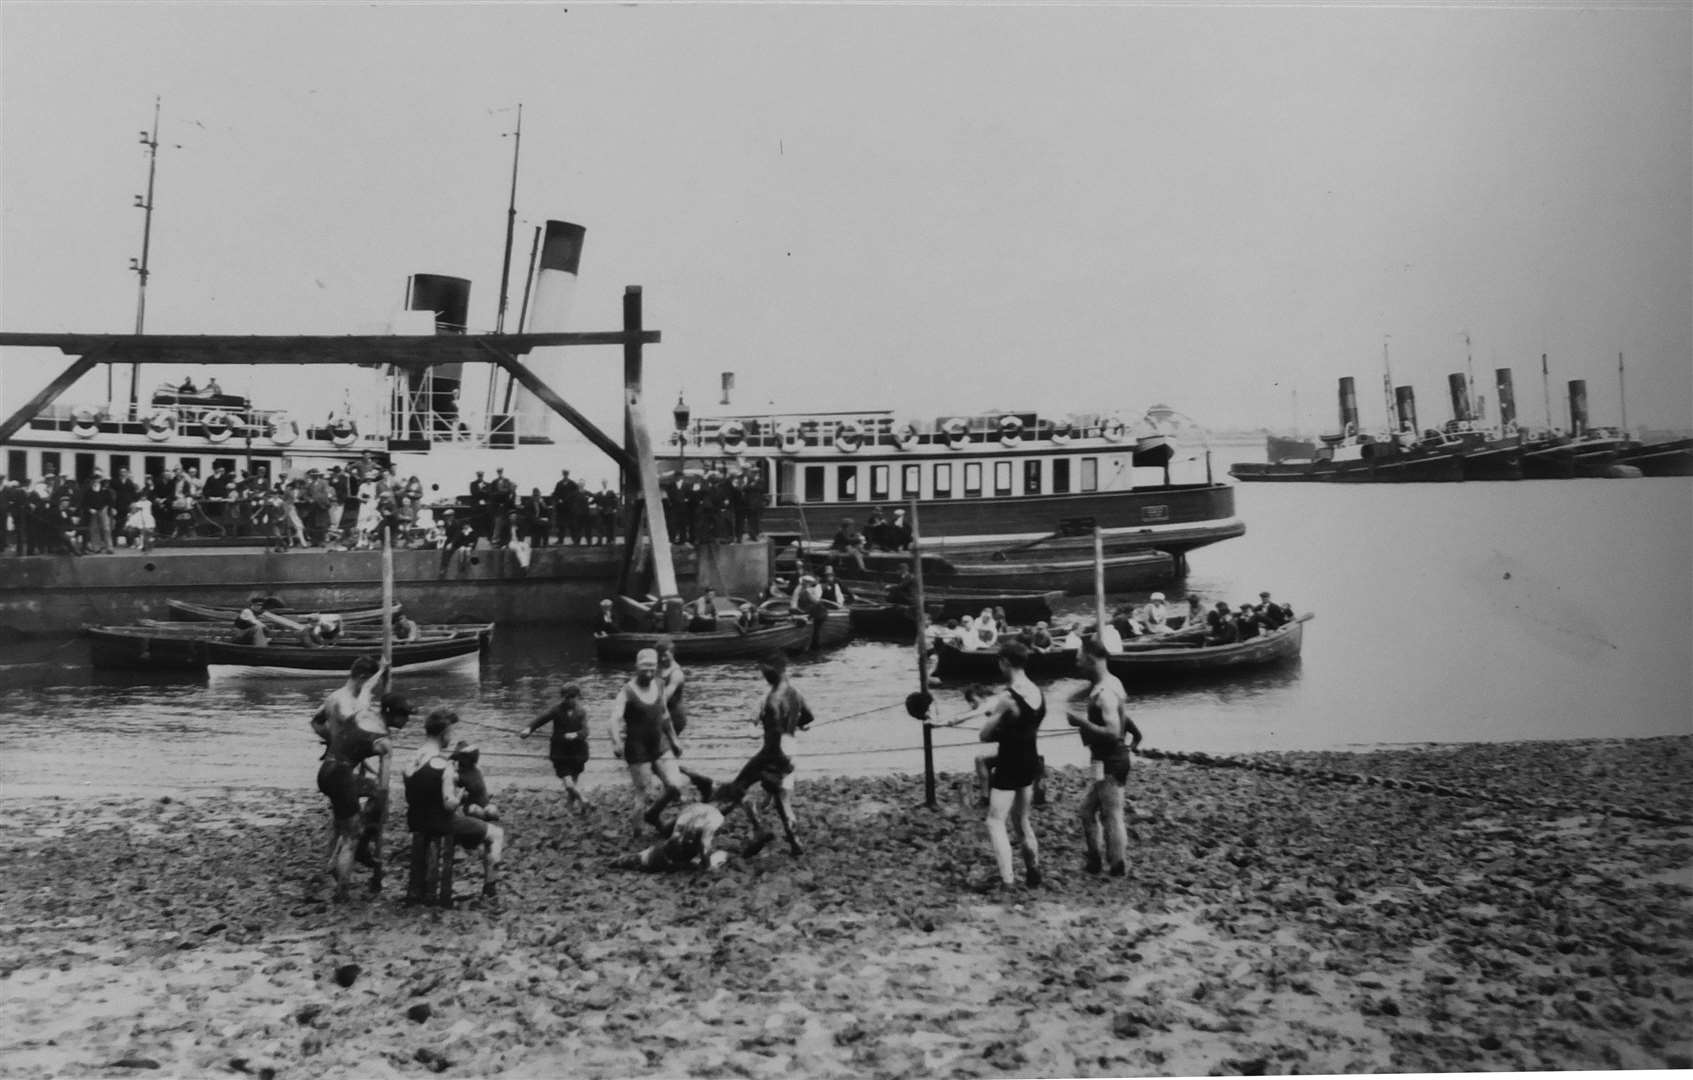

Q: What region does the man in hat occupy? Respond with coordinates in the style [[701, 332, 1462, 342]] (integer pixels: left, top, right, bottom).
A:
[[830, 517, 868, 571], [1257, 590, 1286, 630], [792, 573, 828, 649], [1144, 592, 1170, 634], [608, 648, 685, 831], [232, 594, 270, 646], [326, 465, 348, 544]]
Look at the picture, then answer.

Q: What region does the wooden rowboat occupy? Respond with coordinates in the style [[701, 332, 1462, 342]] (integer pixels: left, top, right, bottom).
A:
[[87, 623, 490, 675], [167, 598, 399, 625], [929, 614, 1313, 682], [593, 617, 815, 663]]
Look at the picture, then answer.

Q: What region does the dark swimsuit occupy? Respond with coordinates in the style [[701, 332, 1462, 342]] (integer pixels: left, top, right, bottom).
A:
[[1082, 698, 1134, 784], [622, 686, 669, 765], [318, 723, 382, 820], [532, 702, 590, 778], [989, 686, 1045, 791]]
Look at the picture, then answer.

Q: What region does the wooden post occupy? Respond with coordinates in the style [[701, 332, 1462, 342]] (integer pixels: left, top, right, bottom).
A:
[[910, 499, 935, 809], [622, 286, 643, 509], [381, 527, 395, 672], [1093, 525, 1107, 636]]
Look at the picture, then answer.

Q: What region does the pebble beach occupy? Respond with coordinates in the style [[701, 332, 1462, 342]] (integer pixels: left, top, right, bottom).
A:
[[3, 736, 1690, 1079]]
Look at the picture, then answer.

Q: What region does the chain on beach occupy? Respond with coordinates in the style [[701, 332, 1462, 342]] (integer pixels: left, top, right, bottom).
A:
[[443, 701, 1692, 827]]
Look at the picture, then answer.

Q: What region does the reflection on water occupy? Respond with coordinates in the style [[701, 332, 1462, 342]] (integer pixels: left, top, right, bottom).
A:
[[2, 467, 1689, 800]]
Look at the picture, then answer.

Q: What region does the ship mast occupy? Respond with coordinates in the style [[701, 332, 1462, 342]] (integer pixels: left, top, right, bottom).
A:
[[487, 103, 523, 422], [126, 96, 162, 411], [1463, 331, 1482, 422], [1541, 352, 1553, 431], [1617, 351, 1627, 436]]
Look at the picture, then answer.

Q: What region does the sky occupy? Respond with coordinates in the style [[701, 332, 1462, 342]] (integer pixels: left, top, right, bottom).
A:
[[2, 1, 1690, 444]]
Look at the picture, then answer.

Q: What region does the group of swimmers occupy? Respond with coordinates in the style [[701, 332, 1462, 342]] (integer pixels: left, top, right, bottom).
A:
[[309, 628, 1156, 900]]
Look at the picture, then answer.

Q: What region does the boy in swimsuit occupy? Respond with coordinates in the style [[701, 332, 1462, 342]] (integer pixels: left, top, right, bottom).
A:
[[654, 638, 720, 803], [522, 683, 589, 808], [723, 651, 814, 857], [308, 656, 395, 899], [403, 709, 506, 901]]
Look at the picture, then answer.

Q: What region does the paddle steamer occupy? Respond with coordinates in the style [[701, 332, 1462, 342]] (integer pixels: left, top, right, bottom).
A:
[[678, 403, 1243, 574]]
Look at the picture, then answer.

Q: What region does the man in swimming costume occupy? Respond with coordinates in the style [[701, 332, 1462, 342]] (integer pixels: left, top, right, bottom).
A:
[[653, 637, 720, 804], [1072, 636, 1143, 877], [403, 708, 506, 901], [611, 783, 751, 873], [608, 648, 686, 831], [722, 651, 813, 858], [309, 655, 396, 900], [953, 641, 1046, 890]]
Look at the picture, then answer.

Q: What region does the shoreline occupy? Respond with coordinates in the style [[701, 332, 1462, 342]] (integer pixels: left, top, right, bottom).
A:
[[3, 737, 1690, 1077]]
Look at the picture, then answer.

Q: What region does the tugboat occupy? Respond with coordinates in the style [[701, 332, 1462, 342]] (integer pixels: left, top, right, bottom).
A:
[[1231, 376, 1466, 483], [1436, 371, 1522, 481]]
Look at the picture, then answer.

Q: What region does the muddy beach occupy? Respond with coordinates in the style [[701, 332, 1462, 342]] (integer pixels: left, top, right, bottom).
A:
[[2, 737, 1690, 1079]]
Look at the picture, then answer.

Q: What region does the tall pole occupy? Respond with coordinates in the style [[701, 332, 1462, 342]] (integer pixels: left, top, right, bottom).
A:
[[516, 225, 542, 333], [1541, 353, 1553, 431], [1093, 526, 1108, 635], [128, 96, 162, 413], [1464, 332, 1480, 421], [494, 103, 522, 334], [1381, 338, 1396, 432], [910, 500, 935, 809]]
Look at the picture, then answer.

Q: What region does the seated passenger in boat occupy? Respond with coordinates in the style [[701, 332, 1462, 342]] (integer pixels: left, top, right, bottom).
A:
[[970, 608, 999, 651], [303, 614, 345, 647], [392, 612, 421, 644], [593, 598, 620, 637], [884, 566, 915, 608], [1028, 621, 1054, 651], [884, 509, 913, 551], [830, 518, 868, 571], [1257, 591, 1286, 630], [818, 566, 853, 606], [687, 589, 720, 633], [736, 603, 759, 634], [232, 594, 269, 646], [179, 377, 198, 395], [1183, 595, 1206, 632], [1144, 592, 1171, 634], [1235, 604, 1262, 641]]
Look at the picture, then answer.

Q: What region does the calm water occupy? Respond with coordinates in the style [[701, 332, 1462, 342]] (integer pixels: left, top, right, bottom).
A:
[[3, 454, 1689, 800]]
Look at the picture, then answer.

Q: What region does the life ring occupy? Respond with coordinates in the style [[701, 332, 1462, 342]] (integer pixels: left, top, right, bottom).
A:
[[145, 409, 177, 442], [998, 415, 1023, 447], [268, 411, 299, 446], [716, 421, 746, 454], [1502, 419, 1518, 437], [834, 422, 863, 454], [777, 423, 803, 453], [71, 405, 99, 439], [329, 417, 358, 448], [942, 418, 969, 450], [1101, 416, 1127, 442], [1343, 421, 1358, 438], [201, 409, 235, 443], [893, 421, 921, 451], [1049, 418, 1073, 445]]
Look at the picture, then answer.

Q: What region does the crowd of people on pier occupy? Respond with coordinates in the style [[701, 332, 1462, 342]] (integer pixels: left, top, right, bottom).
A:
[[655, 465, 770, 546], [0, 456, 628, 560], [308, 615, 1174, 902]]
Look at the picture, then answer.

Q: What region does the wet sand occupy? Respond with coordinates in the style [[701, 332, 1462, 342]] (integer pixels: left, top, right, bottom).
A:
[[2, 737, 1690, 1078]]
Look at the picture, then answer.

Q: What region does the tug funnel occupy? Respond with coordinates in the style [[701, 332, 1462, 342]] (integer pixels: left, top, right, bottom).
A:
[[405, 274, 472, 438], [511, 220, 587, 439]]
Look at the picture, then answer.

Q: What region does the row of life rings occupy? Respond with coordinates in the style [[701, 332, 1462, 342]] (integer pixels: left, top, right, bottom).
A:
[[707, 413, 1124, 455], [131, 407, 347, 447]]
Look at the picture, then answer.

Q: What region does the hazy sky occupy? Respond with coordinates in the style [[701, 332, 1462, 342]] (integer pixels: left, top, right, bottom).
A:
[[3, 1, 1689, 438]]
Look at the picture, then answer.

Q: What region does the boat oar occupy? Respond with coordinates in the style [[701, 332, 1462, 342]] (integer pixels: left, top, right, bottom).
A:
[[381, 527, 395, 675], [988, 516, 1096, 562]]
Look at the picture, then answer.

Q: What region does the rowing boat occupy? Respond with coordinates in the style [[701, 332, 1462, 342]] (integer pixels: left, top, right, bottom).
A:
[[929, 614, 1313, 682], [86, 622, 490, 675], [593, 617, 815, 663], [167, 598, 399, 625]]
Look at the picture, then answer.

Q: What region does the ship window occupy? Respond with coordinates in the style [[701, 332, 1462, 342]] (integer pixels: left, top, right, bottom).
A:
[[901, 464, 921, 498], [803, 466, 825, 503], [963, 462, 983, 497], [109, 454, 131, 480], [1052, 458, 1071, 494], [179, 457, 202, 479], [993, 461, 1013, 496], [40, 451, 62, 479], [869, 464, 890, 502], [213, 457, 237, 475], [837, 466, 859, 502], [6, 451, 25, 482], [144, 456, 167, 484], [1023, 460, 1042, 494], [933, 463, 953, 498], [1080, 457, 1098, 492], [74, 453, 96, 481]]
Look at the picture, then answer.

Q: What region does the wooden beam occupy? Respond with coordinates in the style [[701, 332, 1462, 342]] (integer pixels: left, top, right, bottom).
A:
[[626, 392, 678, 599], [0, 347, 108, 444], [483, 344, 634, 471], [621, 286, 643, 505], [0, 330, 661, 365]]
